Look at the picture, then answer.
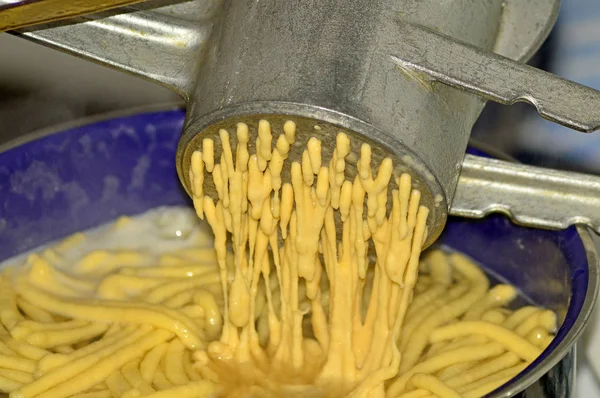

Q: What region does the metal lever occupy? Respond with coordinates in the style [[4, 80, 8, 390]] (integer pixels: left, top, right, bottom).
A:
[[392, 22, 600, 233], [452, 155, 600, 234], [7, 1, 210, 98], [391, 22, 600, 133], [0, 0, 147, 32]]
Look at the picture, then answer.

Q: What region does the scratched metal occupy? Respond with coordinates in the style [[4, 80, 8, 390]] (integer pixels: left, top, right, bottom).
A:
[[391, 22, 600, 133]]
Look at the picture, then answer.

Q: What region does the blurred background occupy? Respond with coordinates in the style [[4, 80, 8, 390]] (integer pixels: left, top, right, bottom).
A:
[[1, 0, 600, 395], [471, 0, 600, 175]]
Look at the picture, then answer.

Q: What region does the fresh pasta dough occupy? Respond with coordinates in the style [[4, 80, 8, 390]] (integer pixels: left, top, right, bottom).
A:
[[0, 119, 555, 398]]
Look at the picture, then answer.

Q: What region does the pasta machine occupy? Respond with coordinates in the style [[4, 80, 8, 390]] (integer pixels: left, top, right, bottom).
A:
[[2, 0, 600, 248]]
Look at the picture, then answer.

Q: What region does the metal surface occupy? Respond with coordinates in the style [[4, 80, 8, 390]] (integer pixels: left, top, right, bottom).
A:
[[0, 0, 147, 31], [516, 347, 576, 398], [492, 0, 559, 63], [12, 0, 216, 97], [391, 22, 600, 133], [9, 0, 557, 91], [177, 0, 555, 248], [452, 155, 600, 234], [9, 0, 559, 247]]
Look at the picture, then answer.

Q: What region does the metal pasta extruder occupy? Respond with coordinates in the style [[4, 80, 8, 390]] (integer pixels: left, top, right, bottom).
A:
[[2, 0, 600, 247]]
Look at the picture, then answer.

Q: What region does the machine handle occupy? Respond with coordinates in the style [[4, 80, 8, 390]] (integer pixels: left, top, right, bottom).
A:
[[0, 0, 146, 31], [392, 22, 600, 232], [452, 155, 600, 234], [5, 1, 212, 98], [391, 22, 600, 133]]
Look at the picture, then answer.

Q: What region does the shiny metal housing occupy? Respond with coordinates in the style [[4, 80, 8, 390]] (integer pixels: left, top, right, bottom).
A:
[[8, 0, 561, 246]]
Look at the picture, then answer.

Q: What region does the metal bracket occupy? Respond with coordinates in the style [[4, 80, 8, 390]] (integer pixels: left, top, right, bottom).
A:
[[390, 22, 600, 133], [7, 0, 216, 98], [452, 155, 600, 234]]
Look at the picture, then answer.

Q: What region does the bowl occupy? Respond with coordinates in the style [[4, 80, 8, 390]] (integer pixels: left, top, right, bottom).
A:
[[0, 106, 596, 398]]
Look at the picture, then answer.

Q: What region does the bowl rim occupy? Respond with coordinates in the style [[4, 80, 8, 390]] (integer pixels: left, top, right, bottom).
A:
[[488, 224, 599, 397], [1, 103, 597, 397], [0, 101, 185, 154], [468, 141, 600, 397]]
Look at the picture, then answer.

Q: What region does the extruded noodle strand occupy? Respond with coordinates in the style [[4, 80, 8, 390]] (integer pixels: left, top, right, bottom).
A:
[[429, 321, 542, 362]]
